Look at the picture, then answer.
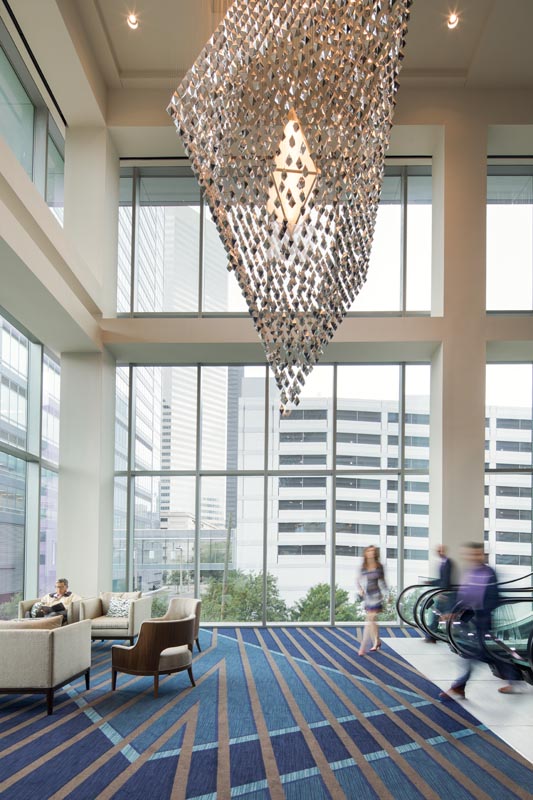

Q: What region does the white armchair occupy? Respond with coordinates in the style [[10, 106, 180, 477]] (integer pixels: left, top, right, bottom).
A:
[[160, 597, 202, 652], [19, 596, 81, 624], [80, 592, 153, 644]]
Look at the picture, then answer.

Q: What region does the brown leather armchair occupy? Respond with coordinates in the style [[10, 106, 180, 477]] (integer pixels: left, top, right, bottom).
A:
[[111, 615, 196, 698]]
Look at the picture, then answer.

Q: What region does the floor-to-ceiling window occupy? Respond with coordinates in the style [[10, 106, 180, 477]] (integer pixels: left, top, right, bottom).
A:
[[117, 164, 432, 316], [0, 18, 65, 224], [0, 312, 60, 617], [115, 363, 430, 623]]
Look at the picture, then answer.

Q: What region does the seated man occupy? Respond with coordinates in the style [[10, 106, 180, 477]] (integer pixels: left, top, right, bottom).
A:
[[36, 578, 78, 624]]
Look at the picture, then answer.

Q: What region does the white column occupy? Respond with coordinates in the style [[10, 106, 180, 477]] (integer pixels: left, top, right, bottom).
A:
[[430, 115, 487, 562], [63, 128, 119, 317], [57, 350, 116, 597]]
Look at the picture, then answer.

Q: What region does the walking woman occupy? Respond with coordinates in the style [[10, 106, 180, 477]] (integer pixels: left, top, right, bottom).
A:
[[357, 545, 387, 655]]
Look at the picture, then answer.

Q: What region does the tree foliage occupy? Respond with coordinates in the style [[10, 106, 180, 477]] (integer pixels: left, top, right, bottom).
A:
[[290, 583, 357, 622], [201, 570, 289, 622]]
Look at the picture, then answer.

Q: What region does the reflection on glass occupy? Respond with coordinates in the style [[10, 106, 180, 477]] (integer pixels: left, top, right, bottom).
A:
[[133, 475, 196, 598], [46, 136, 64, 225], [268, 474, 331, 621], [269, 365, 333, 471], [136, 176, 200, 312], [113, 476, 127, 591], [406, 175, 432, 311], [39, 468, 58, 595], [202, 204, 248, 312], [487, 173, 533, 311], [0, 452, 25, 618], [486, 364, 533, 580], [117, 176, 133, 313], [115, 366, 129, 471], [0, 314, 28, 450], [349, 175, 402, 312], [0, 47, 34, 178], [201, 366, 265, 471], [42, 354, 60, 464], [201, 475, 265, 622]]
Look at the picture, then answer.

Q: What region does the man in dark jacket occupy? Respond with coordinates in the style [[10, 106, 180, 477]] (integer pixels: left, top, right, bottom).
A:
[[424, 545, 455, 642], [440, 542, 520, 699]]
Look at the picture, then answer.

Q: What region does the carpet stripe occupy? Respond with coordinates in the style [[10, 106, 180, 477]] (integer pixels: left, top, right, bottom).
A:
[[235, 629, 285, 800], [298, 627, 493, 800], [216, 658, 231, 799], [312, 628, 530, 800], [268, 627, 395, 800], [329, 627, 533, 791], [280, 627, 440, 800], [255, 628, 348, 798]]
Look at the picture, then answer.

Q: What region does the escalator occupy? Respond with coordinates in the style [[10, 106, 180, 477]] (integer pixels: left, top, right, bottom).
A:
[[397, 572, 533, 684]]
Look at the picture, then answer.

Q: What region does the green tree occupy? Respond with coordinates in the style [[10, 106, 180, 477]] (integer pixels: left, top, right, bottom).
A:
[[290, 583, 357, 622], [0, 592, 23, 621], [201, 570, 289, 622]]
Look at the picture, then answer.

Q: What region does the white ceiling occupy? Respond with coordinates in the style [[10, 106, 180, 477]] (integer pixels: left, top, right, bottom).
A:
[[6, 0, 533, 156], [71, 0, 533, 90]]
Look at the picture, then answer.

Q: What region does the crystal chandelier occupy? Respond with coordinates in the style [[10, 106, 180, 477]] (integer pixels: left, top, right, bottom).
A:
[[168, 0, 411, 407]]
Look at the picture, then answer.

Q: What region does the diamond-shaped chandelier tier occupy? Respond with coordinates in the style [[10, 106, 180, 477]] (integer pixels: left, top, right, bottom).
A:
[[168, 0, 411, 407]]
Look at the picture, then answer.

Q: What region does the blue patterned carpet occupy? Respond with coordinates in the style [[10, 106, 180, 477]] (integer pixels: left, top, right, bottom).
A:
[[1, 626, 532, 799]]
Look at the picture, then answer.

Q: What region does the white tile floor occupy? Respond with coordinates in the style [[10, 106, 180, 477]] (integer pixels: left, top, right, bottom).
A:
[[385, 634, 533, 764]]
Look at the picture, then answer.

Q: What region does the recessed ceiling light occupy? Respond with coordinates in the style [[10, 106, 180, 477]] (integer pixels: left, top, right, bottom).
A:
[[127, 12, 139, 30], [447, 11, 459, 29]]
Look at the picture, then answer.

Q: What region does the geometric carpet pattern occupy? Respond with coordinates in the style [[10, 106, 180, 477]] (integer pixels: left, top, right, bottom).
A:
[[1, 626, 532, 799]]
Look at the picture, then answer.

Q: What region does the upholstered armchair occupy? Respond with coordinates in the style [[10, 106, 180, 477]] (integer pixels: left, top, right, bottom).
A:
[[160, 597, 202, 652], [111, 615, 196, 697], [19, 596, 81, 625], [79, 592, 153, 644]]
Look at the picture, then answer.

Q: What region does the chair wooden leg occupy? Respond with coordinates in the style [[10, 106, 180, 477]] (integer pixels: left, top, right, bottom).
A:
[[85, 669, 90, 690], [112, 669, 117, 691], [154, 673, 159, 698], [188, 666, 196, 687], [46, 689, 54, 715], [196, 638, 201, 652]]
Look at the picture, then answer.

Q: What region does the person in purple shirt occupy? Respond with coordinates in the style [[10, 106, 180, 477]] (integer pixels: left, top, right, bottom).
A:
[[440, 542, 520, 699]]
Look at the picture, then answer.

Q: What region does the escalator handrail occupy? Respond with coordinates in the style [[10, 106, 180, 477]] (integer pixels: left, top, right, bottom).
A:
[[415, 587, 459, 643]]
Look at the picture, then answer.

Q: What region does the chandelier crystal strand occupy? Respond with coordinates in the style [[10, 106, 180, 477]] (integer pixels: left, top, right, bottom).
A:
[[168, 0, 412, 408]]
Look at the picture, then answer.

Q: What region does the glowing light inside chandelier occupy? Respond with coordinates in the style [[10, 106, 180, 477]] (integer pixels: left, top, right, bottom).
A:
[[267, 109, 320, 235]]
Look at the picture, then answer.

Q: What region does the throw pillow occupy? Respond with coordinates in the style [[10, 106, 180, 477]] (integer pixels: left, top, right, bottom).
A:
[[0, 616, 63, 630], [106, 597, 131, 617], [30, 601, 46, 618]]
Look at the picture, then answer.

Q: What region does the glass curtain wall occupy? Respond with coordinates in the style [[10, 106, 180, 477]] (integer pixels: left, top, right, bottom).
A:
[[115, 363, 430, 624], [0, 18, 65, 223], [485, 364, 533, 584], [487, 165, 533, 311], [0, 313, 60, 616], [117, 165, 432, 315]]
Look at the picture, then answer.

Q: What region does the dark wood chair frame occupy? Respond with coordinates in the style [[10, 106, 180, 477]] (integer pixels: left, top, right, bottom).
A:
[[111, 617, 196, 698], [0, 668, 90, 715]]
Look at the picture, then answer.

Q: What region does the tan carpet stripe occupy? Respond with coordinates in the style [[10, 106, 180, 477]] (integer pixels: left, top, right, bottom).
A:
[[255, 629, 348, 799], [99, 703, 201, 800], [235, 629, 285, 800], [267, 628, 396, 800], [215, 656, 231, 800], [310, 629, 518, 800], [46, 660, 222, 800], [170, 704, 201, 800], [283, 628, 441, 800], [332, 628, 533, 776]]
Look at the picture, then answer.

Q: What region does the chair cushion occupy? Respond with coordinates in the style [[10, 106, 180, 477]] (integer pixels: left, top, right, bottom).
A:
[[30, 601, 46, 618], [159, 645, 192, 671], [0, 615, 63, 630], [90, 615, 129, 630], [106, 598, 131, 617], [100, 591, 141, 615]]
